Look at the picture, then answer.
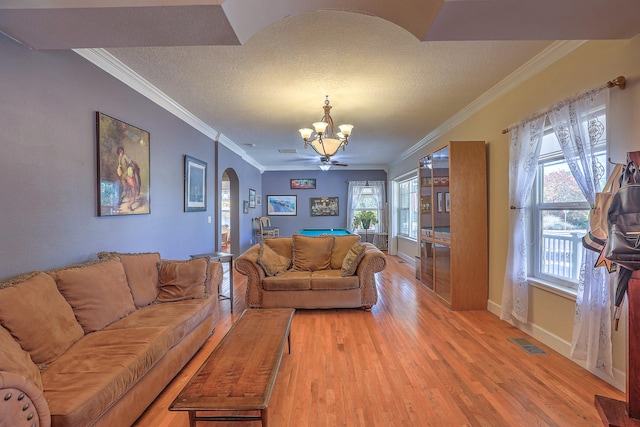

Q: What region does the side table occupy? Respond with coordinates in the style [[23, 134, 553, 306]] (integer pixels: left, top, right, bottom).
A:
[[190, 252, 234, 313]]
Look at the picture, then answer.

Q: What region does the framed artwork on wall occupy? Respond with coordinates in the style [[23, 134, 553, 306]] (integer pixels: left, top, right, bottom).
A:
[[310, 197, 339, 216], [290, 178, 316, 189], [267, 195, 297, 216], [445, 192, 451, 212], [249, 188, 256, 208], [96, 112, 150, 216], [243, 200, 249, 214], [437, 192, 443, 213], [184, 155, 207, 212]]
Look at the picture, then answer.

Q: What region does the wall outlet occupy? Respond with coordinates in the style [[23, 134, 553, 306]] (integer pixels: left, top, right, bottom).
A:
[[207, 216, 212, 224]]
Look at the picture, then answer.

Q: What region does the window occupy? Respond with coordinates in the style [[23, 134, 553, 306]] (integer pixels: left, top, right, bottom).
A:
[[397, 176, 418, 239], [530, 120, 607, 289], [353, 186, 379, 231]]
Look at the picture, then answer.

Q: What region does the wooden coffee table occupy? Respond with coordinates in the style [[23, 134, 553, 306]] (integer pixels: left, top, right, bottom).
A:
[[170, 308, 295, 427]]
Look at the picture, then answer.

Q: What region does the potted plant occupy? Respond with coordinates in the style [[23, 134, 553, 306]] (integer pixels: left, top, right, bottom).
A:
[[353, 210, 378, 231]]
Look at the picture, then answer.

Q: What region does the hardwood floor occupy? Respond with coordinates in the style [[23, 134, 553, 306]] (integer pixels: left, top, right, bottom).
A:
[[134, 255, 624, 427]]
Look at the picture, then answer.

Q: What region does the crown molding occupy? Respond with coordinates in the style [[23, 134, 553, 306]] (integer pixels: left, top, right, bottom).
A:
[[73, 47, 264, 173], [391, 40, 587, 167]]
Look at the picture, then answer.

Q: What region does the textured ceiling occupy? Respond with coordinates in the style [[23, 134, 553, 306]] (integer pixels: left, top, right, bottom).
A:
[[2, 1, 639, 171]]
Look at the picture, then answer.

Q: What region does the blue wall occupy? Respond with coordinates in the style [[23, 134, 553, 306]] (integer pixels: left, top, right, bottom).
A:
[[260, 170, 387, 237]]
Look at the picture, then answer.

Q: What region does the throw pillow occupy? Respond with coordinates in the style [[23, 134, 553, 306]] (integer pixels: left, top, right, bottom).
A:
[[257, 242, 291, 276], [0, 324, 43, 391], [341, 243, 366, 276], [49, 258, 137, 334], [292, 234, 334, 271], [331, 235, 362, 269], [156, 257, 209, 303], [98, 251, 160, 308], [0, 271, 84, 365]]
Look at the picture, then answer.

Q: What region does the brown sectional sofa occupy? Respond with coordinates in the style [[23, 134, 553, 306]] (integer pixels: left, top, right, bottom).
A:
[[236, 234, 386, 309], [0, 252, 222, 427]]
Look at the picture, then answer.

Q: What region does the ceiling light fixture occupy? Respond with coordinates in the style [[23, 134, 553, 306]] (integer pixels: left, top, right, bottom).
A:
[[299, 95, 353, 161], [319, 163, 331, 171]]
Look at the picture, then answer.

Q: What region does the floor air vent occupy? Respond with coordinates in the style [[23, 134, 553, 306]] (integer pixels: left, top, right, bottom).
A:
[[508, 338, 548, 355], [397, 260, 405, 264]]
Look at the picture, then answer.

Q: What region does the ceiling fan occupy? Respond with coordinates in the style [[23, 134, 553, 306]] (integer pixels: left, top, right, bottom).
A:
[[320, 156, 348, 167]]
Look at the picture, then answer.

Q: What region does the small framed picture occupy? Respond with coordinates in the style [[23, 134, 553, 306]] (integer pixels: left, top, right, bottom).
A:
[[290, 178, 316, 190], [243, 200, 249, 214], [249, 188, 256, 208], [445, 192, 450, 212], [184, 155, 207, 212], [437, 192, 443, 213]]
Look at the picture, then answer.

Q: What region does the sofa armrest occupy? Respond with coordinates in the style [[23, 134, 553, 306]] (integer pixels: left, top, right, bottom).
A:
[[208, 261, 223, 297], [0, 371, 51, 427], [356, 243, 387, 307], [235, 244, 266, 308]]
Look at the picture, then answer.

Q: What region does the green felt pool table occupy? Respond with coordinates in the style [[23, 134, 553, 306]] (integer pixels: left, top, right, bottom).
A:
[[297, 228, 355, 237]]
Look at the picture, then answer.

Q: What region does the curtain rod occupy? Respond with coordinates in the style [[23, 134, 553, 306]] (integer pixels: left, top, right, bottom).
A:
[[501, 75, 626, 135]]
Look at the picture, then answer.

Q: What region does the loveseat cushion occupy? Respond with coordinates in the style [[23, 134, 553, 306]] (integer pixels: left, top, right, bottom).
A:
[[331, 235, 362, 269], [264, 237, 293, 260], [292, 234, 334, 271], [310, 270, 360, 290], [341, 243, 366, 276], [41, 326, 174, 427], [0, 271, 84, 365], [262, 271, 311, 291], [156, 257, 209, 302], [0, 324, 43, 391], [49, 258, 136, 334], [98, 251, 160, 307], [257, 242, 291, 276]]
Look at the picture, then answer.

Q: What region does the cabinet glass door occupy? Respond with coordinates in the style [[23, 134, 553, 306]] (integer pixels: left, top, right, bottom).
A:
[[432, 146, 450, 243], [434, 243, 451, 303], [419, 154, 433, 238], [421, 239, 434, 290]]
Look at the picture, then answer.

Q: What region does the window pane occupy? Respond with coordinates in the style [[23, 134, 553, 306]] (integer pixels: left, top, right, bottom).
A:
[[541, 160, 586, 203]]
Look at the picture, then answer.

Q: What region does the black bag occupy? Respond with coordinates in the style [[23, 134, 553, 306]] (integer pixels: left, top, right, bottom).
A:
[[603, 161, 640, 270]]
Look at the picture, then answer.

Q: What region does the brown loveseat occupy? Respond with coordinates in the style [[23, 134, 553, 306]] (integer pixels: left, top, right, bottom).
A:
[[235, 234, 386, 309], [0, 251, 222, 427]]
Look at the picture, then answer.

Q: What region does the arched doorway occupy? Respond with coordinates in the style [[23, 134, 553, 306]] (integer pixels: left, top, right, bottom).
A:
[[220, 168, 239, 254]]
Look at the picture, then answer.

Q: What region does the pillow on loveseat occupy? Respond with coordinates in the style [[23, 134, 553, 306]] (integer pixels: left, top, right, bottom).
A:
[[98, 251, 160, 307], [331, 234, 362, 269], [0, 271, 85, 365], [257, 242, 291, 276], [292, 234, 334, 271], [156, 257, 209, 302], [341, 243, 366, 276], [49, 258, 137, 334]]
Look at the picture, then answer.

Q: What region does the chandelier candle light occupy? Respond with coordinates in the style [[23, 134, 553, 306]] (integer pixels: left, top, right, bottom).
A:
[[299, 96, 353, 161]]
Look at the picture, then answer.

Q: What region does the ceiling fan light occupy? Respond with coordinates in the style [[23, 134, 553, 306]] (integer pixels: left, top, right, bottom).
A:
[[319, 164, 331, 171]]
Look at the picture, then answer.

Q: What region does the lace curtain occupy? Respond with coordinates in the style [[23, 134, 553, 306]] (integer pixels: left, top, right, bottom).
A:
[[347, 181, 386, 233], [500, 116, 545, 323], [549, 87, 613, 377]]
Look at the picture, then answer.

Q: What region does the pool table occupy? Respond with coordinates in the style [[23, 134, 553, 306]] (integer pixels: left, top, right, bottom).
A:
[[297, 228, 355, 237]]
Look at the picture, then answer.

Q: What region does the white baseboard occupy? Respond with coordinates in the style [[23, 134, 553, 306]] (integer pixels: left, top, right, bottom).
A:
[[487, 300, 625, 392]]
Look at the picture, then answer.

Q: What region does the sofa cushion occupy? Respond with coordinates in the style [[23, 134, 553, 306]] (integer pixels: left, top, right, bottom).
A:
[[264, 237, 293, 260], [257, 242, 291, 276], [292, 234, 334, 271], [262, 271, 311, 291], [41, 326, 174, 427], [0, 324, 43, 391], [98, 251, 160, 307], [0, 271, 84, 365], [104, 297, 215, 345], [156, 257, 209, 302], [331, 234, 362, 269], [50, 258, 137, 334], [310, 270, 360, 290], [341, 243, 366, 276]]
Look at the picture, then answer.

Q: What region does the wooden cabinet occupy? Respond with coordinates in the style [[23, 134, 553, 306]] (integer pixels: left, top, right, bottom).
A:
[[419, 141, 488, 310]]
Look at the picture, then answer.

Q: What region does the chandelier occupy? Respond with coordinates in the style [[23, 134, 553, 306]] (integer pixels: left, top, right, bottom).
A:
[[299, 96, 353, 159]]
